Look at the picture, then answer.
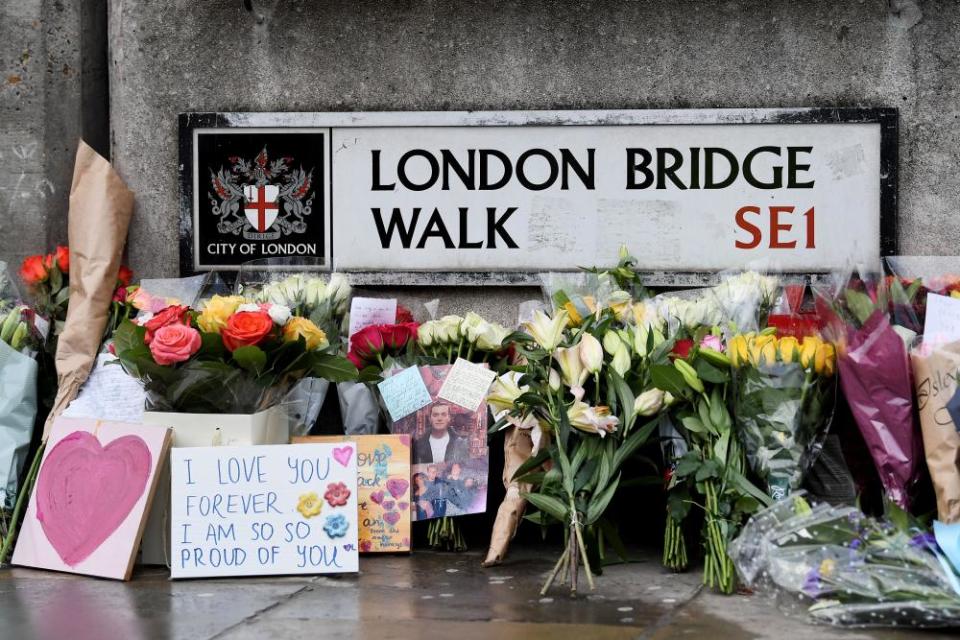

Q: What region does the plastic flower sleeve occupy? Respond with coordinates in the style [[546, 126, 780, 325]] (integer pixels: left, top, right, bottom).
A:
[[731, 492, 960, 628], [710, 267, 782, 334]]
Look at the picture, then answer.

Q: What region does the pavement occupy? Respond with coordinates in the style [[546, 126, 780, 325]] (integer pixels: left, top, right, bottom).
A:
[[0, 547, 954, 640]]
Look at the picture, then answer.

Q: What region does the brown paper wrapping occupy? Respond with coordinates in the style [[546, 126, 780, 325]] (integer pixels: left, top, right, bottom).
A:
[[43, 141, 134, 437], [482, 426, 544, 567], [910, 341, 960, 523]]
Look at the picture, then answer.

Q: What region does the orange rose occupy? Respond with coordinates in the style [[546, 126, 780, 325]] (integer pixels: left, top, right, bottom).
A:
[[19, 255, 48, 285], [221, 311, 274, 351]]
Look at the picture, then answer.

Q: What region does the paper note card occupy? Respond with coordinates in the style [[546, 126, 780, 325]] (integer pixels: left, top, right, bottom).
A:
[[349, 297, 398, 341], [378, 366, 433, 421], [169, 442, 360, 578], [293, 435, 412, 553], [438, 358, 496, 412], [924, 294, 960, 346], [62, 353, 147, 424]]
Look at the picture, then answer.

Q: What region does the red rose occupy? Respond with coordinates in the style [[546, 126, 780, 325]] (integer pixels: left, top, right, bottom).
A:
[[149, 323, 202, 366], [19, 255, 48, 285], [54, 245, 69, 274], [347, 351, 366, 368], [324, 481, 351, 507], [113, 286, 128, 303], [117, 264, 134, 286], [382, 322, 418, 350], [350, 324, 387, 363], [395, 304, 414, 323], [143, 304, 190, 344], [221, 310, 274, 351], [671, 338, 693, 359]]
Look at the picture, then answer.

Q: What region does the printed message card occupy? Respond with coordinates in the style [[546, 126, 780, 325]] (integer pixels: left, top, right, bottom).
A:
[[170, 442, 359, 578], [294, 435, 412, 553]]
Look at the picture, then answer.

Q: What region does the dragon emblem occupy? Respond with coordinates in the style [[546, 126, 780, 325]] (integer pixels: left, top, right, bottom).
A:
[[209, 146, 315, 241]]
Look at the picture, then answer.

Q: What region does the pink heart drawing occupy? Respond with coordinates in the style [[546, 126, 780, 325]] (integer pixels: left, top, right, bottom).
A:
[[370, 490, 385, 505], [398, 501, 410, 511], [386, 478, 409, 499], [398, 434, 411, 447], [332, 446, 354, 467], [382, 500, 395, 511], [383, 511, 401, 526], [35, 431, 152, 567]]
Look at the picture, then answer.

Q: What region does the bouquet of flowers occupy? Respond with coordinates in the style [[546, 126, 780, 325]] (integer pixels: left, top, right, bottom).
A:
[[730, 492, 960, 627], [491, 303, 667, 594], [652, 328, 771, 593], [813, 272, 924, 510], [729, 330, 837, 501], [242, 272, 352, 350], [113, 296, 357, 413]]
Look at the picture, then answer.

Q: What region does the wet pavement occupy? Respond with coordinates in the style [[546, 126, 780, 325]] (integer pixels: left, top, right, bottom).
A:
[[0, 547, 953, 639]]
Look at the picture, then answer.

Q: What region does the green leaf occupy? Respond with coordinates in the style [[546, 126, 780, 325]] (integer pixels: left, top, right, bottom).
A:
[[597, 517, 630, 563], [197, 331, 226, 359], [232, 345, 267, 374], [612, 415, 659, 472], [511, 447, 551, 483], [650, 364, 687, 396], [559, 446, 574, 496], [844, 289, 876, 326], [695, 459, 720, 481], [308, 353, 359, 382], [522, 492, 569, 522], [112, 320, 145, 355], [694, 358, 728, 384], [586, 474, 621, 525], [607, 370, 635, 430], [681, 415, 708, 435], [728, 468, 774, 508]]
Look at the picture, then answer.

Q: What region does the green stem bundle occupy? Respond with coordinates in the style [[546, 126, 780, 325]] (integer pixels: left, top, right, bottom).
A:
[[427, 516, 467, 551]]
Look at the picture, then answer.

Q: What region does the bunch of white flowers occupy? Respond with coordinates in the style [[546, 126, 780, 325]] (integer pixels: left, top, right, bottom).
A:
[[418, 311, 511, 356], [250, 273, 351, 320]]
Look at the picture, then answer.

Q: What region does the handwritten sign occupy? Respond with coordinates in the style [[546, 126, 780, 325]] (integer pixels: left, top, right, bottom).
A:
[[438, 358, 497, 412], [924, 294, 960, 346], [169, 443, 359, 578], [294, 435, 411, 553], [62, 353, 147, 424], [378, 366, 433, 421], [348, 297, 397, 341]]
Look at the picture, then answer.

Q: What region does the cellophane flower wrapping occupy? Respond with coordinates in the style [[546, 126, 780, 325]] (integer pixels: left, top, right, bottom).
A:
[[730, 491, 960, 628], [0, 263, 40, 510], [731, 332, 837, 500], [814, 270, 923, 510]]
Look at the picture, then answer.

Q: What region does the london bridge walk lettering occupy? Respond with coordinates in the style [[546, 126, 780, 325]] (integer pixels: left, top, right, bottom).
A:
[[180, 111, 892, 278]]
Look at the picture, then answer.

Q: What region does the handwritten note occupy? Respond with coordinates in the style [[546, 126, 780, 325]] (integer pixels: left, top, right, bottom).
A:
[[924, 294, 960, 346], [294, 435, 411, 553], [62, 353, 147, 424], [169, 442, 359, 578], [438, 358, 497, 412], [348, 297, 398, 343], [377, 366, 433, 421]]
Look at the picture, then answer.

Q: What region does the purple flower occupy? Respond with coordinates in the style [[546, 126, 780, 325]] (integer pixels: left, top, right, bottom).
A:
[[909, 531, 937, 550], [801, 567, 822, 598]]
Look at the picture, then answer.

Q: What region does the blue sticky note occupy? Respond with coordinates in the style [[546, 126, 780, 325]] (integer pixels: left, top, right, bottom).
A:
[[377, 366, 432, 422]]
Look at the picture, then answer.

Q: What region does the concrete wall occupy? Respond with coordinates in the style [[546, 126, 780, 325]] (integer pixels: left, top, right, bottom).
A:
[[0, 0, 108, 275], [13, 0, 959, 322]]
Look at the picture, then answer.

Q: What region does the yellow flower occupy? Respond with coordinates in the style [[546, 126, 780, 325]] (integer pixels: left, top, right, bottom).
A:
[[778, 336, 799, 363], [800, 336, 820, 369], [729, 335, 749, 367], [283, 316, 329, 351], [197, 295, 245, 333], [815, 342, 836, 376], [297, 492, 322, 518]]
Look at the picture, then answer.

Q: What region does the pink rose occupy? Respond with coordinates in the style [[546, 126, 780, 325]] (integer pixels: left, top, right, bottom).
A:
[[700, 334, 724, 352], [150, 323, 202, 365]]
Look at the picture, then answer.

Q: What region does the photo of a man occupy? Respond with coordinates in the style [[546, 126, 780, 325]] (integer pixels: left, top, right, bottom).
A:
[[414, 402, 470, 464]]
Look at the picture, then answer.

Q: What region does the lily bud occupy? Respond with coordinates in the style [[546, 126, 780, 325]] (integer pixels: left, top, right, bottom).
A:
[[603, 330, 622, 355], [555, 344, 588, 388], [634, 388, 665, 417], [579, 332, 604, 374], [611, 345, 631, 376], [548, 368, 561, 391]]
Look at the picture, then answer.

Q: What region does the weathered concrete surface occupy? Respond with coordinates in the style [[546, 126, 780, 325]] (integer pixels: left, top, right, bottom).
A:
[[103, 0, 957, 323], [0, 548, 937, 639], [0, 0, 108, 273]]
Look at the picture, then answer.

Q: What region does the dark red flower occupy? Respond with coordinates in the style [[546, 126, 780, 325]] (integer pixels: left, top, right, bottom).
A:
[[113, 286, 128, 303], [117, 264, 134, 286], [672, 339, 693, 359], [395, 304, 414, 323]]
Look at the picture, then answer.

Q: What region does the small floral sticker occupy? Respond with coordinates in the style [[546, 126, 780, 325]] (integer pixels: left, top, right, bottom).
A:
[[323, 513, 349, 538], [324, 481, 351, 507], [297, 492, 322, 519]]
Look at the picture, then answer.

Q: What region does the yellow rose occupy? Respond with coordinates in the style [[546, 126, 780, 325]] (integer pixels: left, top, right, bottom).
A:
[[800, 336, 819, 369], [760, 339, 777, 366], [297, 492, 322, 518], [815, 342, 836, 377], [283, 317, 328, 351], [197, 295, 245, 333], [729, 335, 748, 367]]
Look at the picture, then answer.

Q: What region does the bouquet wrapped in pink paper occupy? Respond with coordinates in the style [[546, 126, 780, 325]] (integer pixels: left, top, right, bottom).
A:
[[814, 271, 923, 509]]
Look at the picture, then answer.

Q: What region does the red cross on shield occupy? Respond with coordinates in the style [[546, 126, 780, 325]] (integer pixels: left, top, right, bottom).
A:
[[243, 184, 280, 232]]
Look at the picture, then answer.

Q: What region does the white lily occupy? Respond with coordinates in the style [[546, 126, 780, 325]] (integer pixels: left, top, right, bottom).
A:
[[524, 309, 568, 351]]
